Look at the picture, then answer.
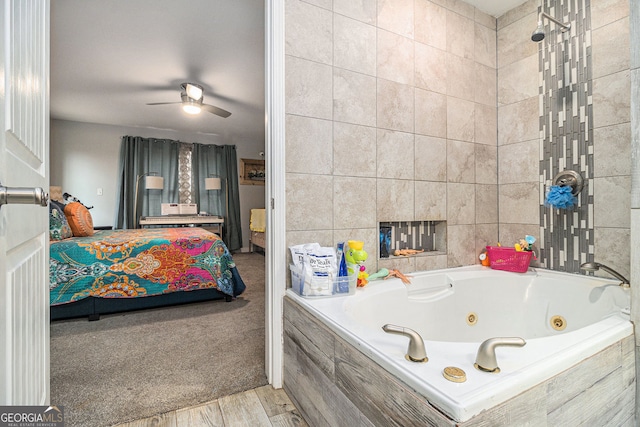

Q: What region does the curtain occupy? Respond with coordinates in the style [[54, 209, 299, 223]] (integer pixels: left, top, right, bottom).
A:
[[192, 144, 243, 251], [114, 136, 180, 229]]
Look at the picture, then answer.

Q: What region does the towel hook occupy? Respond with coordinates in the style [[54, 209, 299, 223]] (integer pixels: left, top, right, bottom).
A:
[[551, 170, 584, 196]]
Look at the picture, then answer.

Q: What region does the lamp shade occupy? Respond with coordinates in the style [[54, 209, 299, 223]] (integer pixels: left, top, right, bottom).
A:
[[205, 177, 222, 190], [182, 103, 201, 115], [145, 175, 164, 190]]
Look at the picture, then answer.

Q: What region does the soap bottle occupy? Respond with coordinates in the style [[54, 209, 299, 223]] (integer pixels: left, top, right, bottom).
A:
[[336, 242, 349, 293]]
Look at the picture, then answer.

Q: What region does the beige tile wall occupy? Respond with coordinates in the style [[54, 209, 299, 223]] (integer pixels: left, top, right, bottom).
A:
[[285, 0, 498, 273], [495, 0, 631, 277], [496, 1, 540, 249], [590, 0, 632, 280], [630, 0, 640, 335], [284, 0, 631, 278]]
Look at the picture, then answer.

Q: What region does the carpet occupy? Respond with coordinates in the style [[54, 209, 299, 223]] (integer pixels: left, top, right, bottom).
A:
[[50, 252, 267, 427]]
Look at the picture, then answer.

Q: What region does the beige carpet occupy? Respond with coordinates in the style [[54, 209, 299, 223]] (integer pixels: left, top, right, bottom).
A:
[[50, 252, 266, 427]]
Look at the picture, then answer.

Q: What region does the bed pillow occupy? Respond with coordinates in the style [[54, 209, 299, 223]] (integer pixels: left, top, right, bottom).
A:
[[49, 200, 73, 241], [64, 201, 94, 237]]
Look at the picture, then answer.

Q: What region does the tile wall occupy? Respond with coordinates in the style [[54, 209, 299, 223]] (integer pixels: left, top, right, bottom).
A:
[[378, 220, 441, 254], [497, 0, 631, 278], [284, 0, 631, 280], [284, 0, 498, 273], [496, 0, 542, 252], [590, 0, 632, 279], [629, 0, 639, 420], [537, 0, 593, 273]]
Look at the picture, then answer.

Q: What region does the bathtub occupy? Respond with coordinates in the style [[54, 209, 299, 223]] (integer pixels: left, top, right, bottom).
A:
[[285, 265, 633, 422]]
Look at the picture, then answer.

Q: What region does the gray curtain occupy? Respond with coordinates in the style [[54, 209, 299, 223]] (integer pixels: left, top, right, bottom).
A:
[[114, 136, 180, 229], [192, 144, 243, 251]]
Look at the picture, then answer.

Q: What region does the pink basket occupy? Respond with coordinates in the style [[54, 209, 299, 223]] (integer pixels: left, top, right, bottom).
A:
[[485, 246, 532, 273]]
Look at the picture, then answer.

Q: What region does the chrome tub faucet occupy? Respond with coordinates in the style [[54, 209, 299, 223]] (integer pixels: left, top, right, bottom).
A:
[[475, 337, 526, 373], [382, 324, 428, 363]]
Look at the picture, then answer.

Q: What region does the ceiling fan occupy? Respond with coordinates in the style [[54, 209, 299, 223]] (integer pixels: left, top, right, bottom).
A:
[[146, 83, 231, 118]]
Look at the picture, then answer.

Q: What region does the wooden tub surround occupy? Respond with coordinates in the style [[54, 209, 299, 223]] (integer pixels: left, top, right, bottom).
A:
[[283, 296, 636, 426]]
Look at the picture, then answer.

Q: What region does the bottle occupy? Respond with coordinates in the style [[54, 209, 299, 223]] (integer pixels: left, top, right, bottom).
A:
[[336, 242, 349, 293], [379, 226, 391, 258]]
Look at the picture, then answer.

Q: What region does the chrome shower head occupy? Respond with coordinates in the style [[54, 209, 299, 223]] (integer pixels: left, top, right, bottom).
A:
[[580, 262, 630, 287], [531, 20, 545, 42], [579, 262, 599, 272], [531, 12, 570, 43]]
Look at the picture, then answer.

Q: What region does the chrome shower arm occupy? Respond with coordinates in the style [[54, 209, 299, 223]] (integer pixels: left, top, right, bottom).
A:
[[539, 12, 571, 31]]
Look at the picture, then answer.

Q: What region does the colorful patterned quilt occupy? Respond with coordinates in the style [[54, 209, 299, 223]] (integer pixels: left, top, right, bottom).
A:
[[50, 227, 245, 306]]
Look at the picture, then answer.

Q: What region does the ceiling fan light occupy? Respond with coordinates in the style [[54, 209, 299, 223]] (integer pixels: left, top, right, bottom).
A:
[[184, 83, 203, 101], [183, 104, 201, 115]]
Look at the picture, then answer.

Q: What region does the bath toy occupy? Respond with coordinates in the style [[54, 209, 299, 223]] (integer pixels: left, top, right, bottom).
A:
[[368, 268, 390, 281], [345, 240, 368, 287], [357, 265, 369, 287], [384, 269, 412, 285], [479, 250, 490, 266], [393, 248, 424, 257], [345, 240, 368, 264], [517, 235, 537, 252]]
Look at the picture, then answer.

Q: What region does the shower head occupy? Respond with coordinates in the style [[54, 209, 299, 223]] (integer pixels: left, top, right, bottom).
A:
[[531, 21, 545, 42], [580, 262, 630, 287], [531, 12, 570, 43], [579, 262, 599, 272]]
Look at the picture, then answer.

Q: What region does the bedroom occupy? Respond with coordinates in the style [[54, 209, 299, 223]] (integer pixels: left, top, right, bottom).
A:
[[48, 0, 268, 425]]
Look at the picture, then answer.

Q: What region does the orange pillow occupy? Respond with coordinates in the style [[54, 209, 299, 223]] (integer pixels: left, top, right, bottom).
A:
[[64, 202, 94, 237]]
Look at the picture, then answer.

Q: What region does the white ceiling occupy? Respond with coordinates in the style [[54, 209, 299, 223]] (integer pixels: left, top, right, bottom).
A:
[[50, 1, 525, 144], [465, 0, 529, 18], [50, 0, 266, 143]]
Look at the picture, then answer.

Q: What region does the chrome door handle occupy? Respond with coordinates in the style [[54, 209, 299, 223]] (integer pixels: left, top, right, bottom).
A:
[[0, 182, 49, 208]]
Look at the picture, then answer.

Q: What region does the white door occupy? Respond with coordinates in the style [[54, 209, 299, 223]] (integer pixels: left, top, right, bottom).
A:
[[0, 0, 51, 405]]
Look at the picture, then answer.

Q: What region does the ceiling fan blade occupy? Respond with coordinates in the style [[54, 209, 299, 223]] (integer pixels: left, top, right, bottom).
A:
[[202, 103, 232, 118], [146, 102, 182, 106]]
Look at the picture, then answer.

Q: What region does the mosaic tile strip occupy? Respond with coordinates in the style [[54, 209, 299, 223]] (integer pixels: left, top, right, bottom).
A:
[[178, 143, 193, 204], [380, 221, 438, 253], [538, 0, 594, 272]]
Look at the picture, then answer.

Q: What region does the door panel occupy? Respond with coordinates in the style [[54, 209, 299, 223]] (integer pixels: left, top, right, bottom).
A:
[[0, 0, 50, 405]]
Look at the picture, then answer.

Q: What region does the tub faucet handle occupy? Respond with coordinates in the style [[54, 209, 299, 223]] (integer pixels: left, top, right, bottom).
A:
[[382, 324, 428, 363], [474, 337, 526, 373]]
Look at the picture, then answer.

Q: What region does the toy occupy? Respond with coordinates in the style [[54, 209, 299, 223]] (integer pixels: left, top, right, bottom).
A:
[[515, 235, 536, 252], [384, 269, 412, 284], [393, 248, 424, 257], [345, 240, 368, 287], [368, 268, 390, 281], [357, 265, 369, 287], [479, 249, 490, 266]]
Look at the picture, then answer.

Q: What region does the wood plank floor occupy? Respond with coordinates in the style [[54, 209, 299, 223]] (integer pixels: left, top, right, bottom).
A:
[[112, 386, 308, 427]]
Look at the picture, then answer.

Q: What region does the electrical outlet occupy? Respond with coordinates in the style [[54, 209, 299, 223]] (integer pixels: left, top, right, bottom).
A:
[[97, 188, 103, 196]]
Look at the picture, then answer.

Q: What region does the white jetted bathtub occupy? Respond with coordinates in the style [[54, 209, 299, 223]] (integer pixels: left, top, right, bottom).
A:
[[285, 265, 633, 422]]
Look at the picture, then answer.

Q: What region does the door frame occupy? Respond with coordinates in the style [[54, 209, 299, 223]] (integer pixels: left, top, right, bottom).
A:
[[265, 0, 285, 388]]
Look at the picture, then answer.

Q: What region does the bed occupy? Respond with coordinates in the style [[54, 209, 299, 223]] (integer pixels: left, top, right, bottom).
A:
[[50, 226, 246, 321], [249, 208, 266, 253]]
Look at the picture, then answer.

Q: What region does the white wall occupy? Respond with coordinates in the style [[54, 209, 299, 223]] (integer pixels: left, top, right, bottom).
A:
[[50, 119, 265, 250]]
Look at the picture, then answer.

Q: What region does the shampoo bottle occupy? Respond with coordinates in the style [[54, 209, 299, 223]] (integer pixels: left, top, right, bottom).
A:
[[336, 242, 349, 293]]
